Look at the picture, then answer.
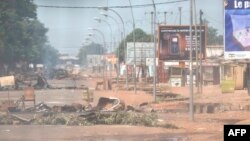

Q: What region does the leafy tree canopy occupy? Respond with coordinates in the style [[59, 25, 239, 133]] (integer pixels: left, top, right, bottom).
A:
[[0, 0, 58, 68], [203, 19, 223, 45], [117, 28, 152, 62]]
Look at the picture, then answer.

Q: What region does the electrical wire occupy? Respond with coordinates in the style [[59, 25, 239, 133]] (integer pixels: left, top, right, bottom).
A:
[[203, 13, 223, 25], [37, 0, 188, 9]]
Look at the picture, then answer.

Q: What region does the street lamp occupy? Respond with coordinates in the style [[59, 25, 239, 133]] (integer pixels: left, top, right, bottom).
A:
[[99, 6, 128, 89], [99, 12, 120, 57], [88, 28, 107, 58], [87, 33, 102, 44], [88, 33, 99, 42], [93, 17, 113, 53], [82, 40, 90, 46], [88, 27, 107, 86], [100, 12, 121, 86], [84, 37, 91, 43], [94, 17, 113, 78], [88, 28, 106, 51], [100, 12, 120, 27]]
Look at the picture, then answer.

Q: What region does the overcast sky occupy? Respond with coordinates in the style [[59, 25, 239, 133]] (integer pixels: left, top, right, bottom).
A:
[[34, 0, 224, 56]]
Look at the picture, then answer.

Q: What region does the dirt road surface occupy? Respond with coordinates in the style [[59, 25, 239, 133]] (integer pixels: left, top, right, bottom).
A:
[[1, 73, 250, 141], [0, 125, 186, 141]]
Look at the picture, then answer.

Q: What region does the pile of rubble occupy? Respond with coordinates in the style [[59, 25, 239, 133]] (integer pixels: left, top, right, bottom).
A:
[[0, 69, 90, 90], [32, 111, 159, 126], [0, 109, 161, 127], [0, 97, 178, 128]]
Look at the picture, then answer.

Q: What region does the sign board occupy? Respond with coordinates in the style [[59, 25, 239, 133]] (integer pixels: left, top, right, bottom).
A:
[[164, 61, 186, 67], [202, 62, 219, 66], [87, 55, 104, 67], [158, 25, 206, 60], [186, 75, 196, 85], [36, 64, 44, 68], [170, 78, 182, 87], [225, 0, 250, 59], [126, 42, 154, 65], [0, 76, 15, 87], [164, 61, 179, 66], [146, 58, 158, 66]]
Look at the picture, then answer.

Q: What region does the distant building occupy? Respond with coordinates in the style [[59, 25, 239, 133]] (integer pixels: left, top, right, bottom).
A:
[[56, 55, 79, 70]]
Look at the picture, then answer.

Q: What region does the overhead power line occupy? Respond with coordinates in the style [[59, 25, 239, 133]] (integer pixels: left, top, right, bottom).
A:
[[37, 0, 188, 9], [203, 13, 223, 25]]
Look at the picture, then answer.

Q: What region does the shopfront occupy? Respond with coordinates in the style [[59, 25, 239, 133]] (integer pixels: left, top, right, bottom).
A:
[[202, 61, 220, 85]]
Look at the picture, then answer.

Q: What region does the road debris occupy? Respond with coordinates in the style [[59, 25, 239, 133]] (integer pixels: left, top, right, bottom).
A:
[[0, 111, 165, 127], [95, 97, 125, 111], [126, 102, 154, 113]]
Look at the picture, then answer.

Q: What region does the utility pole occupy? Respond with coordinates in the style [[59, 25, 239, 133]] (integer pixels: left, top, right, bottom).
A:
[[144, 11, 154, 38], [157, 11, 172, 25], [189, 0, 194, 122], [145, 11, 155, 100], [151, 12, 154, 35], [221, 0, 225, 83], [145, 11, 154, 89], [152, 0, 157, 102], [164, 11, 167, 24], [194, 0, 199, 93], [179, 7, 182, 25], [99, 7, 127, 90], [128, 0, 137, 94], [199, 9, 203, 94]]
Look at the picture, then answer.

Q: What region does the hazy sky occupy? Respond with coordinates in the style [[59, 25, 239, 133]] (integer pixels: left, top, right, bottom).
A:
[[34, 0, 223, 56]]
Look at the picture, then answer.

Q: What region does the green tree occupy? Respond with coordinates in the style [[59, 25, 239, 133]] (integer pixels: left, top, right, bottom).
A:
[[117, 28, 152, 62], [0, 0, 58, 68], [78, 42, 106, 66], [203, 19, 223, 45], [207, 26, 223, 45]]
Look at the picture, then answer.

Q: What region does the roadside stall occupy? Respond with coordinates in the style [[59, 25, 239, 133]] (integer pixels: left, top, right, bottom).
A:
[[202, 60, 220, 85], [220, 60, 245, 93], [169, 66, 185, 87]]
